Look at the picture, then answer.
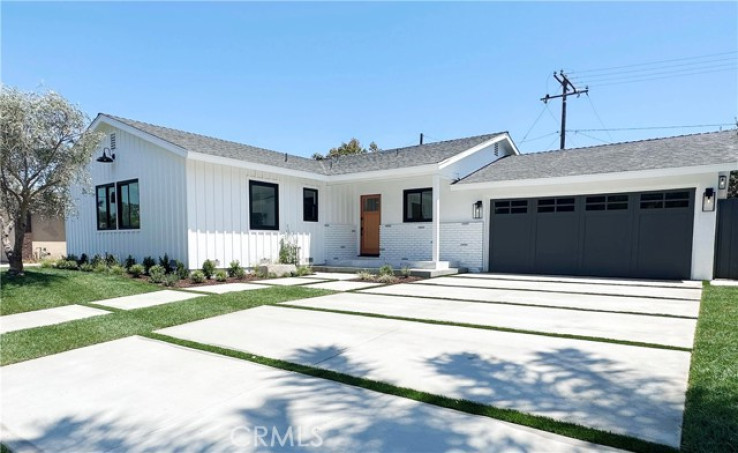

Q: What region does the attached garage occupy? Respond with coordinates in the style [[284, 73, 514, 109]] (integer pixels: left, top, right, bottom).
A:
[[489, 189, 695, 279]]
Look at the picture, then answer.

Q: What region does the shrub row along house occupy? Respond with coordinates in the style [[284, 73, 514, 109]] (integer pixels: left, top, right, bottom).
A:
[[66, 114, 738, 280]]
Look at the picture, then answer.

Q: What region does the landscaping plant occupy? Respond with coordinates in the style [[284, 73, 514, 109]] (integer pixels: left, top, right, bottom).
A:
[[159, 253, 173, 274], [202, 259, 216, 279], [175, 260, 189, 280], [142, 256, 156, 274], [215, 270, 228, 282], [379, 264, 394, 276], [228, 260, 244, 278], [148, 265, 166, 283], [163, 274, 179, 287], [190, 270, 206, 284], [128, 264, 145, 278], [80, 263, 94, 272], [124, 255, 136, 269]]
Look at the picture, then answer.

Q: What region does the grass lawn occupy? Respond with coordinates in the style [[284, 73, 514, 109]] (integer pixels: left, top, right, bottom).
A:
[[0, 268, 157, 315], [681, 284, 738, 452]]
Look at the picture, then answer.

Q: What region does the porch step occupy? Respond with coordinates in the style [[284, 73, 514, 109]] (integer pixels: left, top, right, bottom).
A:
[[311, 265, 467, 279], [327, 259, 456, 270]]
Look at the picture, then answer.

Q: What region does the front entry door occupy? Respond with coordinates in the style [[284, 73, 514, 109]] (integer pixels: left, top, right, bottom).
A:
[[360, 194, 381, 256]]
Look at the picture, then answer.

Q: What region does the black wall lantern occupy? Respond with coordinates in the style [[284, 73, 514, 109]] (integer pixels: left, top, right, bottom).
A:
[[702, 188, 716, 212], [718, 175, 728, 190], [96, 147, 116, 163], [473, 200, 483, 219]]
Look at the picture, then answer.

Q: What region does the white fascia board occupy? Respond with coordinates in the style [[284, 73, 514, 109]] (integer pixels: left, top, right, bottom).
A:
[[326, 163, 439, 182], [438, 134, 516, 170], [187, 151, 328, 182], [92, 115, 189, 159], [450, 162, 738, 191]]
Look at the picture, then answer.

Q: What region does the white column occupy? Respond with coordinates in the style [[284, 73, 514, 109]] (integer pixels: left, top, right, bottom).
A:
[[432, 174, 441, 266]]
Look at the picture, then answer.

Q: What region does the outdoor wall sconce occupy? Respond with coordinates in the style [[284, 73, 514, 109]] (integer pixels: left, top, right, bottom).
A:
[[718, 175, 728, 190], [702, 188, 716, 212], [96, 147, 116, 163], [473, 200, 483, 219]]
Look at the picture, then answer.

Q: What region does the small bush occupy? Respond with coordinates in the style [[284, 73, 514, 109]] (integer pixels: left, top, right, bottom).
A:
[[159, 253, 173, 274], [163, 274, 179, 287], [215, 270, 228, 282], [93, 262, 108, 273], [356, 271, 375, 281], [79, 253, 89, 265], [142, 256, 156, 274], [376, 274, 399, 284], [268, 272, 278, 279], [175, 260, 189, 280], [108, 265, 125, 276], [80, 263, 94, 272], [124, 255, 136, 269], [104, 253, 118, 267], [65, 254, 79, 263], [56, 259, 79, 270], [278, 236, 300, 265], [400, 266, 411, 277], [148, 265, 166, 283], [202, 259, 216, 279], [190, 270, 206, 283], [378, 264, 394, 276], [90, 254, 103, 266], [40, 258, 56, 268], [227, 260, 243, 278], [296, 266, 312, 276], [128, 263, 145, 277]]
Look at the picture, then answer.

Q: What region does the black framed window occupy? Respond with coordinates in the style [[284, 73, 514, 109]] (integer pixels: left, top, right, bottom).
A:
[[117, 179, 140, 229], [303, 188, 318, 222], [586, 194, 628, 211], [96, 183, 117, 230], [403, 188, 433, 222], [640, 191, 690, 209], [494, 200, 528, 215], [250, 180, 279, 230], [537, 197, 575, 213]]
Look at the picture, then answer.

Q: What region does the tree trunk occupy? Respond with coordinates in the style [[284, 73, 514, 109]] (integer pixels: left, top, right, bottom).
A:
[[2, 216, 26, 275]]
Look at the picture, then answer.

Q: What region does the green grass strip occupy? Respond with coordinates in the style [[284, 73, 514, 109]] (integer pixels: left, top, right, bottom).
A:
[[278, 303, 692, 351], [0, 286, 332, 366], [147, 331, 677, 453], [680, 284, 738, 452]]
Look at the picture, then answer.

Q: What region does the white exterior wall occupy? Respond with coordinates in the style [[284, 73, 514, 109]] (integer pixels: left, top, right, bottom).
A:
[[185, 160, 325, 269], [449, 169, 727, 280], [66, 125, 188, 263]]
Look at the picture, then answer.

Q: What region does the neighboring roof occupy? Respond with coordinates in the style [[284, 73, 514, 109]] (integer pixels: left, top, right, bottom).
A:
[[99, 114, 504, 176], [456, 130, 738, 185]]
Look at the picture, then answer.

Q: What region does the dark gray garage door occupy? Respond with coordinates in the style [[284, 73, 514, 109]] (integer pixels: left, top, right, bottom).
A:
[[489, 189, 695, 279]]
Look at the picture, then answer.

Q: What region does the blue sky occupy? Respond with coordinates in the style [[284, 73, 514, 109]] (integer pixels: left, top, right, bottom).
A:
[[3, 2, 736, 156]]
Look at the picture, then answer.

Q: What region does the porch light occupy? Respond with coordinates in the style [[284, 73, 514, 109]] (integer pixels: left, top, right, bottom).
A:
[[702, 188, 716, 212], [473, 200, 483, 219], [96, 147, 115, 163], [718, 175, 728, 190]]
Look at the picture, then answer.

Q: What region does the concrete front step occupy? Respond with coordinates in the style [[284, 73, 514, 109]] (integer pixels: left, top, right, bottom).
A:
[[311, 265, 466, 278], [327, 259, 456, 270]]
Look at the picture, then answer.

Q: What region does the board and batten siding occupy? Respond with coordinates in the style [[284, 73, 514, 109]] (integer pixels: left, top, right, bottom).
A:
[[65, 125, 189, 263], [185, 160, 325, 269]]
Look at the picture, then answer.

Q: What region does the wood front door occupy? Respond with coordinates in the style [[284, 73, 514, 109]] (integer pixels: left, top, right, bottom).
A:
[[360, 194, 381, 256]]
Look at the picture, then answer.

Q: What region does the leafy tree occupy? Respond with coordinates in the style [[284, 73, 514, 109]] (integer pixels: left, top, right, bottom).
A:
[[312, 138, 379, 160], [729, 171, 737, 198], [0, 87, 103, 275]]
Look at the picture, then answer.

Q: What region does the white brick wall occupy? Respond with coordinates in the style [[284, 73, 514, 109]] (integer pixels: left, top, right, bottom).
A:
[[441, 222, 484, 272], [380, 223, 433, 261], [324, 224, 357, 261]]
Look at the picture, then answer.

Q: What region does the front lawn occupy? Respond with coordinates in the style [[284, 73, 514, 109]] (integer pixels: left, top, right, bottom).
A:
[[681, 283, 738, 452], [0, 268, 156, 315]]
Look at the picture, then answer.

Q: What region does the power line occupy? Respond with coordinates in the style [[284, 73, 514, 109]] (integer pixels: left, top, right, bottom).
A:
[[540, 71, 588, 149], [520, 131, 559, 144], [519, 104, 549, 142], [569, 56, 737, 81], [571, 123, 734, 133], [585, 94, 613, 142], [585, 66, 736, 88], [572, 62, 737, 85], [569, 50, 738, 75], [573, 131, 611, 144]]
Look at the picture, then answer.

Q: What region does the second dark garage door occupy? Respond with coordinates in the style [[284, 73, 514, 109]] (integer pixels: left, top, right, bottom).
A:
[[489, 189, 695, 279]]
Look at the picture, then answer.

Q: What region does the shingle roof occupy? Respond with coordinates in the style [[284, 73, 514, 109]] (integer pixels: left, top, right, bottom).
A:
[[102, 114, 503, 176], [456, 130, 738, 185]]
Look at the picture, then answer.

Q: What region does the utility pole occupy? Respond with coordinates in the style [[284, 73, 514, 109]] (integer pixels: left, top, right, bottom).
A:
[[541, 71, 588, 149]]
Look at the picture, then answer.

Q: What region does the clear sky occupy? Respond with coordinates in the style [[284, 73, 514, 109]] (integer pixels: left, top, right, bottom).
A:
[[2, 2, 736, 157]]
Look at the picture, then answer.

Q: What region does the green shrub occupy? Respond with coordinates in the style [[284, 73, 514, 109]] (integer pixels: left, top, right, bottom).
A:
[[400, 266, 411, 277], [215, 270, 228, 282], [79, 253, 89, 265], [175, 260, 189, 280], [163, 274, 179, 287], [296, 266, 312, 276], [108, 265, 125, 276], [227, 260, 243, 277], [93, 262, 108, 273], [90, 254, 103, 266], [378, 264, 394, 276], [128, 263, 145, 277], [142, 256, 156, 274], [40, 258, 56, 268], [65, 254, 79, 263], [268, 272, 278, 279], [190, 270, 206, 283], [124, 255, 136, 269], [357, 271, 375, 281], [278, 236, 299, 265], [202, 259, 216, 279], [80, 263, 94, 272], [159, 253, 173, 274], [148, 265, 166, 283], [376, 273, 399, 284], [56, 259, 79, 270], [104, 253, 118, 267]]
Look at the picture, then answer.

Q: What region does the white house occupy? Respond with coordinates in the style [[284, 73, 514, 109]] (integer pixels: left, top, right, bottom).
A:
[[66, 114, 737, 280]]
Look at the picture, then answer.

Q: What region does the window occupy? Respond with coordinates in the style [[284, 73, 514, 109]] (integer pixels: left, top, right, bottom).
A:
[[250, 180, 279, 230], [586, 194, 628, 211], [117, 179, 140, 229], [96, 183, 117, 230], [403, 188, 433, 222], [640, 191, 690, 209], [494, 200, 527, 215], [303, 188, 318, 222], [537, 197, 575, 213]]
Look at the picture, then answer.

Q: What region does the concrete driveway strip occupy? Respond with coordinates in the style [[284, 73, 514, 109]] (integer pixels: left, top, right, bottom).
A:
[[0, 336, 620, 453], [93, 290, 203, 310], [363, 283, 700, 318], [417, 276, 702, 300], [283, 293, 698, 348], [180, 283, 270, 294], [456, 273, 703, 289], [0, 305, 110, 334], [157, 306, 691, 447]]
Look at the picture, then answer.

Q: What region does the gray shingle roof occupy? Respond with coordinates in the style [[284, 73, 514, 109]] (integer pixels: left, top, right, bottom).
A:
[[457, 130, 738, 185], [102, 114, 503, 176]]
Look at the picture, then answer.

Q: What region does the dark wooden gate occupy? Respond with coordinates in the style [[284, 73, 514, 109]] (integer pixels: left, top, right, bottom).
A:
[[715, 198, 738, 279]]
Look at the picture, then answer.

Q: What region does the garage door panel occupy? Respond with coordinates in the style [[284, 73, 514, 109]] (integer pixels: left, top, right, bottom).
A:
[[581, 214, 632, 276], [635, 212, 693, 279], [488, 201, 534, 273], [534, 214, 580, 275]]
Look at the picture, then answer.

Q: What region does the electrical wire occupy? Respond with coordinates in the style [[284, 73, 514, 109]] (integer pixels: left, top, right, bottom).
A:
[[519, 104, 549, 142], [584, 66, 736, 88], [574, 131, 611, 144], [585, 94, 613, 142], [572, 62, 737, 85], [571, 123, 734, 133], [569, 56, 737, 81], [520, 131, 559, 144], [568, 50, 738, 75]]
